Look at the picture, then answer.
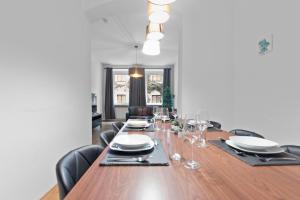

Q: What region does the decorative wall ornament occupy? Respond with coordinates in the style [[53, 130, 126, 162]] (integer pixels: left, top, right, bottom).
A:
[[258, 34, 273, 55]]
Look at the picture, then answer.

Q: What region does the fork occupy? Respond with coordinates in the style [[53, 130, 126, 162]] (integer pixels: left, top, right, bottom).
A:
[[107, 155, 150, 162]]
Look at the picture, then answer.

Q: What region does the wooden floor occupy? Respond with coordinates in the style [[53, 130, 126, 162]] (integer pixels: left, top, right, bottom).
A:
[[41, 186, 59, 200], [41, 122, 113, 200]]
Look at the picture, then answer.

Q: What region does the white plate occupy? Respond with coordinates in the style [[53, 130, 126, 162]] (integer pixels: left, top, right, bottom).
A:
[[126, 120, 150, 128], [109, 140, 154, 152], [226, 140, 284, 154], [229, 136, 279, 150], [112, 134, 152, 148]]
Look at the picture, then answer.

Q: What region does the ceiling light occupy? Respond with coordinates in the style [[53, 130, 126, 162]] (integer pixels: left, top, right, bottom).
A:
[[146, 23, 164, 40], [142, 40, 160, 56], [148, 3, 171, 24], [129, 66, 143, 78], [148, 0, 176, 5], [129, 45, 143, 78]]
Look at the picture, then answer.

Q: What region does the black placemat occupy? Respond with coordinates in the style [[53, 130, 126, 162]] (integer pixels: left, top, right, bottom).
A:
[[122, 124, 155, 132], [209, 140, 300, 166], [100, 140, 169, 166]]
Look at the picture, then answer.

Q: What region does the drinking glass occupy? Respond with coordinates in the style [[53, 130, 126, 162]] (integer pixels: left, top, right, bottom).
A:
[[184, 113, 200, 170], [161, 107, 169, 132], [168, 130, 182, 161], [196, 110, 211, 148], [169, 113, 186, 161], [153, 106, 160, 131]]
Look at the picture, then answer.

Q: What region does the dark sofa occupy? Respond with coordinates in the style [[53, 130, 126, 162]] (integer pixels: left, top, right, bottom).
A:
[[126, 106, 154, 121]]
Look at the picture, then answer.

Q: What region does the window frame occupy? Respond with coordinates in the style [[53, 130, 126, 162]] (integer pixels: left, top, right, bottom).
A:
[[113, 69, 130, 106], [145, 69, 164, 106]]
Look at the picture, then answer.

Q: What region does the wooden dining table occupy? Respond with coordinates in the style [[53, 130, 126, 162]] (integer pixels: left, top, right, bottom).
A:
[[65, 128, 300, 200]]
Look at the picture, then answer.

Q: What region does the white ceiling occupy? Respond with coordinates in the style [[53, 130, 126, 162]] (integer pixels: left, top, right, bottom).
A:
[[85, 0, 181, 66]]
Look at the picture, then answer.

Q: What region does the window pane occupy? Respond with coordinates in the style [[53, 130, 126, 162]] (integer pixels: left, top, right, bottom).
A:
[[145, 69, 164, 105], [113, 69, 129, 105]]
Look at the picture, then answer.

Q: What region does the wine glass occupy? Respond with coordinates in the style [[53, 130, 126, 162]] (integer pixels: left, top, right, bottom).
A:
[[184, 113, 200, 170], [161, 107, 169, 132], [153, 106, 160, 131], [196, 110, 211, 148]]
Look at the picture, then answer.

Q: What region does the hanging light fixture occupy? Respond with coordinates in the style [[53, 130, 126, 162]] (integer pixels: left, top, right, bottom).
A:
[[148, 2, 171, 24], [129, 45, 143, 78], [148, 0, 176, 5], [146, 23, 164, 40], [142, 39, 160, 56]]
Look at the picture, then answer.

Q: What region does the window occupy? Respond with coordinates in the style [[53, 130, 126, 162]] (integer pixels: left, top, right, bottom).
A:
[[145, 69, 164, 105], [151, 95, 162, 104], [112, 68, 166, 106], [113, 69, 129, 105], [117, 95, 126, 104]]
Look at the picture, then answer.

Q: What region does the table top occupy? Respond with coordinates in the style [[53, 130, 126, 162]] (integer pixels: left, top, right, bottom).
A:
[[65, 130, 300, 200]]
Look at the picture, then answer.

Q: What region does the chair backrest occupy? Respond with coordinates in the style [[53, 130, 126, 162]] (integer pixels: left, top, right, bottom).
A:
[[112, 121, 124, 133], [128, 106, 153, 116], [209, 121, 222, 129], [281, 145, 300, 156], [100, 130, 116, 146], [229, 129, 264, 138], [56, 145, 103, 199]]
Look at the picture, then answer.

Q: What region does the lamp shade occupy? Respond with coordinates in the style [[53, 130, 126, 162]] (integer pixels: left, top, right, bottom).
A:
[[146, 23, 164, 40], [142, 39, 160, 56], [148, 0, 176, 5], [129, 65, 143, 78], [148, 3, 171, 24]]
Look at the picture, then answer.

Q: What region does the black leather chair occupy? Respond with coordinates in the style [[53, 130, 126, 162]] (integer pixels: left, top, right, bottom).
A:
[[112, 121, 124, 133], [229, 129, 264, 138], [56, 145, 104, 199], [100, 130, 116, 146], [281, 145, 300, 156], [207, 121, 222, 131]]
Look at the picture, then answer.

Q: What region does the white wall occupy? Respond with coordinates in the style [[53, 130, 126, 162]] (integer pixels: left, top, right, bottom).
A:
[[0, 0, 91, 199], [233, 0, 300, 145], [180, 0, 234, 130], [91, 56, 102, 113]]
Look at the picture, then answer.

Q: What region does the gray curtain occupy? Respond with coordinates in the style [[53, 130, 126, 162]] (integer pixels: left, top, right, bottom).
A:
[[104, 68, 116, 119], [163, 68, 171, 88], [129, 68, 146, 106]]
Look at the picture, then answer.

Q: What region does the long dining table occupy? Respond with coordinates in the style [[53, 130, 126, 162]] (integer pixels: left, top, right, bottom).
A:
[[65, 127, 300, 200]]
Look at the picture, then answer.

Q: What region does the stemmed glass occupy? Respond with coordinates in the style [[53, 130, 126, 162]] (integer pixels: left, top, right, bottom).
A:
[[161, 107, 169, 132], [153, 106, 160, 131], [184, 113, 200, 170], [196, 110, 212, 148]]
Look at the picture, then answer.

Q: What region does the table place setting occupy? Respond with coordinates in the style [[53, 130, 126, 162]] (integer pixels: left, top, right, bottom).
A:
[[209, 136, 300, 166], [100, 134, 169, 166], [121, 119, 156, 132]]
